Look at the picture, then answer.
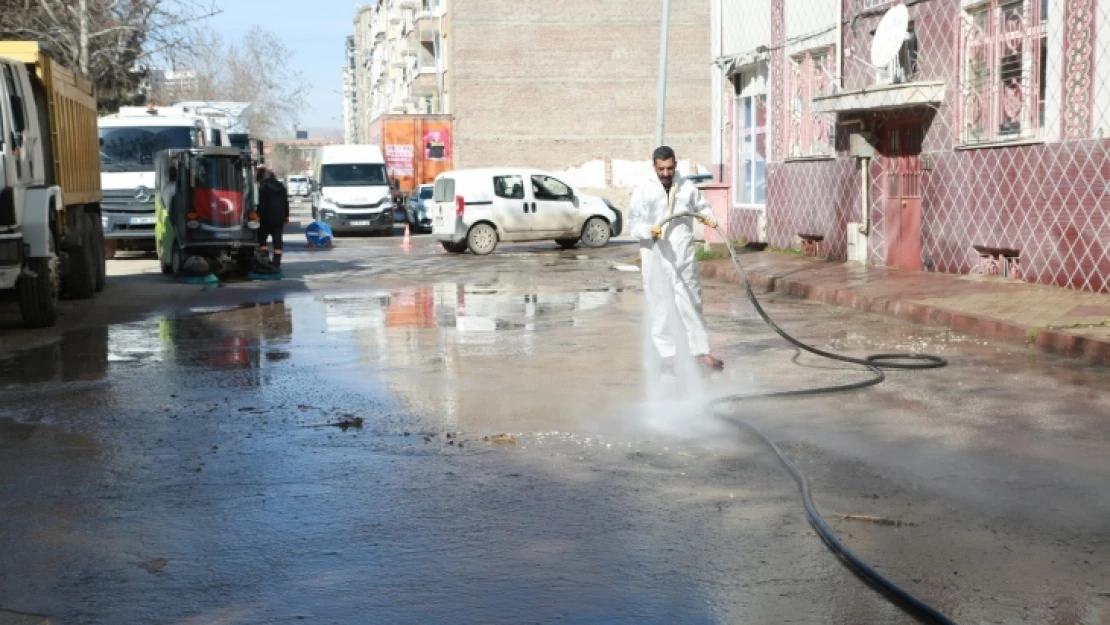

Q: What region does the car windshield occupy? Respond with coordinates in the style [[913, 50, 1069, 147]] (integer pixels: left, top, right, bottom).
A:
[[192, 157, 247, 191], [99, 126, 195, 172], [320, 163, 388, 187], [419, 187, 434, 199]]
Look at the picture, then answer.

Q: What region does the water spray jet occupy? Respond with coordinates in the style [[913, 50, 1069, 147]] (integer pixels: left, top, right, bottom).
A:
[[655, 211, 955, 625]]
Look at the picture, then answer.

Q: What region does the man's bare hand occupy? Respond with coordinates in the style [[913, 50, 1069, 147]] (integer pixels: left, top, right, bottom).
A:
[[699, 215, 718, 229], [650, 226, 663, 240]]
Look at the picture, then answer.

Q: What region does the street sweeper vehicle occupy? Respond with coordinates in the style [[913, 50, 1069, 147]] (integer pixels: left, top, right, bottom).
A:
[[153, 146, 268, 278]]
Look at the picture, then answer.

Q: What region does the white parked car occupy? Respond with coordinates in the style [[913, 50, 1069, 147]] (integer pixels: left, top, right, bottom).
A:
[[430, 168, 623, 255]]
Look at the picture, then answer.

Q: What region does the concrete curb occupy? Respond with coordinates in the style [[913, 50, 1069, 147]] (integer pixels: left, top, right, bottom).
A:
[[701, 260, 1110, 366]]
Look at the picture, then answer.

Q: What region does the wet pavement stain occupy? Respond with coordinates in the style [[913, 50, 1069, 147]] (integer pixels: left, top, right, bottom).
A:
[[0, 274, 1107, 624]]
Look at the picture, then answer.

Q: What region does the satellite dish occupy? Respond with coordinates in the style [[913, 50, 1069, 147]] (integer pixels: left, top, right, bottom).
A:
[[870, 4, 909, 68]]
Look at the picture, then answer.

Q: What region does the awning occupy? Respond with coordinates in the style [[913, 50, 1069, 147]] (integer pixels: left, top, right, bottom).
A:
[[811, 81, 945, 114], [714, 47, 770, 75]]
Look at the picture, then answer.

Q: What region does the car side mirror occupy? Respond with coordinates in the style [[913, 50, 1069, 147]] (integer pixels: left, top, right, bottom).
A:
[[10, 95, 26, 133]]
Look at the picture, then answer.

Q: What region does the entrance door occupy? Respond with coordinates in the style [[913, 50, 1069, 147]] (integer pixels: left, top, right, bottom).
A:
[[883, 125, 924, 271]]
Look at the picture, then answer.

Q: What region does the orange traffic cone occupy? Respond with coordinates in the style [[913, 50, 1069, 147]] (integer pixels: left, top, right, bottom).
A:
[[401, 222, 412, 250]]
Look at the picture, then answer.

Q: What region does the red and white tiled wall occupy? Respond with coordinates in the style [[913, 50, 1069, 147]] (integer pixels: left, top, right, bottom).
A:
[[719, 0, 1110, 293]]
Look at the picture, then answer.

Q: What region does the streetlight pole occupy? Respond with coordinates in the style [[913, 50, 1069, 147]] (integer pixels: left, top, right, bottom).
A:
[[654, 0, 671, 148]]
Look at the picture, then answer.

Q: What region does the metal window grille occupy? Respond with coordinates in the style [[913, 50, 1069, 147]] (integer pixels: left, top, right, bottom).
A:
[[960, 0, 1047, 144]]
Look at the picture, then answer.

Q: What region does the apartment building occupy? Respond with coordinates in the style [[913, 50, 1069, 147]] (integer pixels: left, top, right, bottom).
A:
[[348, 0, 712, 192], [350, 0, 449, 142], [705, 0, 1110, 293], [343, 35, 359, 145]]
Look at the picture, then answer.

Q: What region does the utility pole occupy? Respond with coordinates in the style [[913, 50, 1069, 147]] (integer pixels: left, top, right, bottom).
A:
[[654, 0, 671, 148]]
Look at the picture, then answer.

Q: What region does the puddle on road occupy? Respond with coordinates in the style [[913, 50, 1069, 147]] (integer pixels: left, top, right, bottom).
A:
[[0, 282, 632, 435]]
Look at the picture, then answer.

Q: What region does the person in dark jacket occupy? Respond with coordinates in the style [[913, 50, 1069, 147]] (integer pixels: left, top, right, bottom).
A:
[[256, 168, 290, 268]]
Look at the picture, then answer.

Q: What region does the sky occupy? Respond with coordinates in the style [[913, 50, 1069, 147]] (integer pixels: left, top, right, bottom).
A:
[[205, 0, 360, 136]]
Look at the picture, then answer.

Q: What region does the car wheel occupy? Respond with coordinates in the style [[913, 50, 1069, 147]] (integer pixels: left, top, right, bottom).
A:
[[555, 238, 579, 250], [467, 223, 498, 255], [580, 217, 611, 248]]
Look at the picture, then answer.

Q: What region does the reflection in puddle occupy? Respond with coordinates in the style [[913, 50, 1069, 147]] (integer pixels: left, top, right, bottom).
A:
[[0, 283, 631, 435], [0, 283, 623, 390], [0, 326, 110, 385]]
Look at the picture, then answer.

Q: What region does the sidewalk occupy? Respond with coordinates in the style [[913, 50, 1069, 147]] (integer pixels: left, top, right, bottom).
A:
[[700, 251, 1110, 365]]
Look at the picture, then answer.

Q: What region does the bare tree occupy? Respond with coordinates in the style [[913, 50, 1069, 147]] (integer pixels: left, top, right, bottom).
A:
[[168, 27, 312, 139], [0, 0, 219, 110]]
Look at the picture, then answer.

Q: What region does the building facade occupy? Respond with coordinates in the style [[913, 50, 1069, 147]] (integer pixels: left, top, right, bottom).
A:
[[347, 0, 712, 192], [265, 138, 342, 178], [709, 0, 1110, 293], [350, 0, 450, 144], [343, 35, 359, 144]]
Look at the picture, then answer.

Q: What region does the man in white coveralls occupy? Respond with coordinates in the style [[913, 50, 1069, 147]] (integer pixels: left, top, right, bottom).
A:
[[629, 146, 725, 374]]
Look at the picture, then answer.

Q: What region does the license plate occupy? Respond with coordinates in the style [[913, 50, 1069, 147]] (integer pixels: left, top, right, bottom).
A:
[[129, 217, 155, 225], [350, 220, 371, 226]]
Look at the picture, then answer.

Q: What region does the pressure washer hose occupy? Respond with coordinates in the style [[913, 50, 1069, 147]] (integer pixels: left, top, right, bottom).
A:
[[655, 212, 956, 625]]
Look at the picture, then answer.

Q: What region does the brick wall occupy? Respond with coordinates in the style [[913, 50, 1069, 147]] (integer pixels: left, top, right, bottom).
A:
[[450, 0, 711, 186]]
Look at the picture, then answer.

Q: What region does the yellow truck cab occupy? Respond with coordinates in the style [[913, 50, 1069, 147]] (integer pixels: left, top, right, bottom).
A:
[[0, 41, 104, 327]]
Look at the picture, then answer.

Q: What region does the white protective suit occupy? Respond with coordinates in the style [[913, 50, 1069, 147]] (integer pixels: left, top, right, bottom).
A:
[[628, 175, 716, 359]]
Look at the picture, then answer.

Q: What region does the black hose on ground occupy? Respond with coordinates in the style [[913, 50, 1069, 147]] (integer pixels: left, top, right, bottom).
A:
[[654, 213, 956, 625]]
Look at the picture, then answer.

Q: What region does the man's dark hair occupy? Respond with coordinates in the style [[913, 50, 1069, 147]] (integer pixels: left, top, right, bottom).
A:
[[652, 145, 676, 162]]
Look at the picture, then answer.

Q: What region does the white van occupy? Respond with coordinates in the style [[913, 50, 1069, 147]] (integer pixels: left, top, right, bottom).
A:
[[311, 145, 393, 235], [431, 168, 623, 255], [286, 175, 310, 197]]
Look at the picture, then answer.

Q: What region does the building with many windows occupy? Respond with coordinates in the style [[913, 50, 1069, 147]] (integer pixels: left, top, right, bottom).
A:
[[707, 0, 1110, 293], [348, 0, 712, 193], [349, 0, 450, 143], [343, 35, 359, 144]]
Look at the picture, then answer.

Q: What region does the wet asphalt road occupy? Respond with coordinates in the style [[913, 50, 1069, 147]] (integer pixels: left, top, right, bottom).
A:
[[0, 214, 1109, 624]]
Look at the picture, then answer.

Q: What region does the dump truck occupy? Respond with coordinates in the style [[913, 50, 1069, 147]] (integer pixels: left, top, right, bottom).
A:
[[0, 41, 105, 327], [367, 114, 453, 204]]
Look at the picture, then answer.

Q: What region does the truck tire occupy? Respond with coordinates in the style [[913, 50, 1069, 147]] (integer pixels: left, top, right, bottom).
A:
[[90, 214, 106, 292], [65, 225, 97, 299], [18, 248, 59, 329]]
